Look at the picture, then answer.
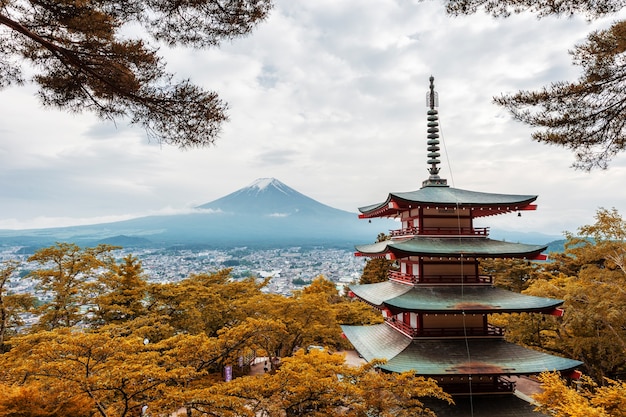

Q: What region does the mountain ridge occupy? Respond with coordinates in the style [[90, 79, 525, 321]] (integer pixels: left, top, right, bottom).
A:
[[0, 178, 391, 248]]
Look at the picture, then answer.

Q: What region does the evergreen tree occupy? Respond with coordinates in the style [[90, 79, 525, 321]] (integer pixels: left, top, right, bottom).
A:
[[444, 0, 626, 169], [0, 0, 272, 147]]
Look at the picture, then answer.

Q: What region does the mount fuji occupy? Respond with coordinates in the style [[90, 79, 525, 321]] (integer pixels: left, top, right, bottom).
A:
[[0, 178, 394, 249], [197, 178, 353, 218]]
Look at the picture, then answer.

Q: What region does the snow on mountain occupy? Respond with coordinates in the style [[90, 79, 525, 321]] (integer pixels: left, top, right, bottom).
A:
[[196, 178, 346, 218], [0, 178, 393, 248], [248, 178, 289, 194]]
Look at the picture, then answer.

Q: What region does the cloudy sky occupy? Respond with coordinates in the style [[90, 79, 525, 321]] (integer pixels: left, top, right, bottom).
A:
[[1, 0, 625, 237]]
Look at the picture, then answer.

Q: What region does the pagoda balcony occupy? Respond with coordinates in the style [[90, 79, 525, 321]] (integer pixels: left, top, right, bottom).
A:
[[389, 271, 493, 285], [385, 319, 504, 338], [389, 226, 489, 237]]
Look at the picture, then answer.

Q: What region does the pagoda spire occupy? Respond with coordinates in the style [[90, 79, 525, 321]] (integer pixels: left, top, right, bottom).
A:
[[422, 76, 448, 187]]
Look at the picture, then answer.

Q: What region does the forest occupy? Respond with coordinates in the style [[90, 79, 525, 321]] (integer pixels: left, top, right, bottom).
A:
[[0, 207, 625, 416]]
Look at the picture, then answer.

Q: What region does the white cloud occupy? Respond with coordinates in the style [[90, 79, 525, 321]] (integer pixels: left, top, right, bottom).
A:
[[1, 0, 625, 236]]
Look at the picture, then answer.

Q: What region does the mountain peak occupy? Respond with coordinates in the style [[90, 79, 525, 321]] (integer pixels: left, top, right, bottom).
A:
[[196, 178, 344, 217], [245, 178, 291, 196], [248, 178, 280, 190]]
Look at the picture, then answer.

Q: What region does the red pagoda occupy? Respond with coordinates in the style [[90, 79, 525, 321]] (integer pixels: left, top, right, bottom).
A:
[[342, 77, 582, 416]]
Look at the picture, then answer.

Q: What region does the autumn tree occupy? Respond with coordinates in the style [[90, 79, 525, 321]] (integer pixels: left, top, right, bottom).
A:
[[90, 254, 148, 326], [480, 258, 540, 292], [480, 259, 558, 352], [443, 0, 626, 169], [0, 316, 287, 417], [301, 274, 382, 327], [0, 260, 34, 350], [186, 349, 452, 417], [27, 243, 119, 330], [256, 290, 342, 357], [0, 328, 191, 417], [0, 0, 272, 147], [508, 208, 626, 381], [533, 372, 626, 417], [147, 269, 268, 337], [0, 381, 94, 417]]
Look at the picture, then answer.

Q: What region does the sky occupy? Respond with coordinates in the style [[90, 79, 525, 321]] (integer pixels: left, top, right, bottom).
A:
[[1, 0, 626, 238]]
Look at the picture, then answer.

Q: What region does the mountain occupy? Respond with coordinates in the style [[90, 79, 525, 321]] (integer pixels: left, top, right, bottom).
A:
[[0, 178, 564, 250], [0, 178, 393, 249]]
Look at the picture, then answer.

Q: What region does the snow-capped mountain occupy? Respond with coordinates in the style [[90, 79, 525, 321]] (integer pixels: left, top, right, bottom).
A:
[[196, 178, 349, 218], [0, 178, 392, 248]]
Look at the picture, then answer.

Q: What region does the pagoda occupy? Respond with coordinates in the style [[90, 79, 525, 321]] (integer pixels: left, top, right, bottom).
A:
[[342, 77, 583, 415]]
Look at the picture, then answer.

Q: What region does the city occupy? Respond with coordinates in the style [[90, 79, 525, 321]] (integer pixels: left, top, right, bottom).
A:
[[1, 245, 368, 297]]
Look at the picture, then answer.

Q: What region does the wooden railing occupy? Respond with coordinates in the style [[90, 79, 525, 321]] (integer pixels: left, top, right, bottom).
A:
[[385, 319, 504, 338], [390, 226, 489, 237], [388, 271, 493, 285]]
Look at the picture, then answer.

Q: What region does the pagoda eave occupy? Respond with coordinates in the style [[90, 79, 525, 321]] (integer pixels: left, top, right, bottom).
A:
[[358, 203, 537, 220], [383, 305, 562, 315], [358, 188, 538, 219], [354, 238, 547, 261], [341, 324, 583, 376], [349, 281, 565, 314]]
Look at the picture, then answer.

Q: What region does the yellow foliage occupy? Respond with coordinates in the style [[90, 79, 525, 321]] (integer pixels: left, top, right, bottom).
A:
[[186, 349, 451, 417], [534, 372, 626, 417], [0, 381, 93, 417]]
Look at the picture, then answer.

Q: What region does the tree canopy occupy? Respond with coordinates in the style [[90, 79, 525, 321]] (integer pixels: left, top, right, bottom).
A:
[[534, 372, 626, 417], [0, 245, 406, 416], [443, 0, 626, 170], [0, 0, 272, 147], [489, 208, 626, 381]]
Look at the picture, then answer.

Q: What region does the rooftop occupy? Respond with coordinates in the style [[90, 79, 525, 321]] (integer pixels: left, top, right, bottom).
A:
[[341, 323, 583, 375], [349, 281, 563, 314], [355, 237, 547, 259]]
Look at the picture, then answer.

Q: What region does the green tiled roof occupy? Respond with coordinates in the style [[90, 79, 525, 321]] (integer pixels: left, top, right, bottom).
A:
[[341, 324, 582, 375], [359, 186, 537, 213], [349, 281, 413, 306], [349, 281, 563, 313], [355, 237, 546, 258], [342, 322, 412, 362]]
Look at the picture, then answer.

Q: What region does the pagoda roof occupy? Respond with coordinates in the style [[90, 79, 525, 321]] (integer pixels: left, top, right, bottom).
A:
[[359, 185, 537, 218], [358, 185, 537, 219], [341, 324, 583, 375], [355, 237, 547, 260], [349, 281, 563, 314]]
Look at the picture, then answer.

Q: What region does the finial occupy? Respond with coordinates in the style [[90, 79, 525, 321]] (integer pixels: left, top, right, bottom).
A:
[[422, 76, 447, 187], [428, 75, 438, 110]]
